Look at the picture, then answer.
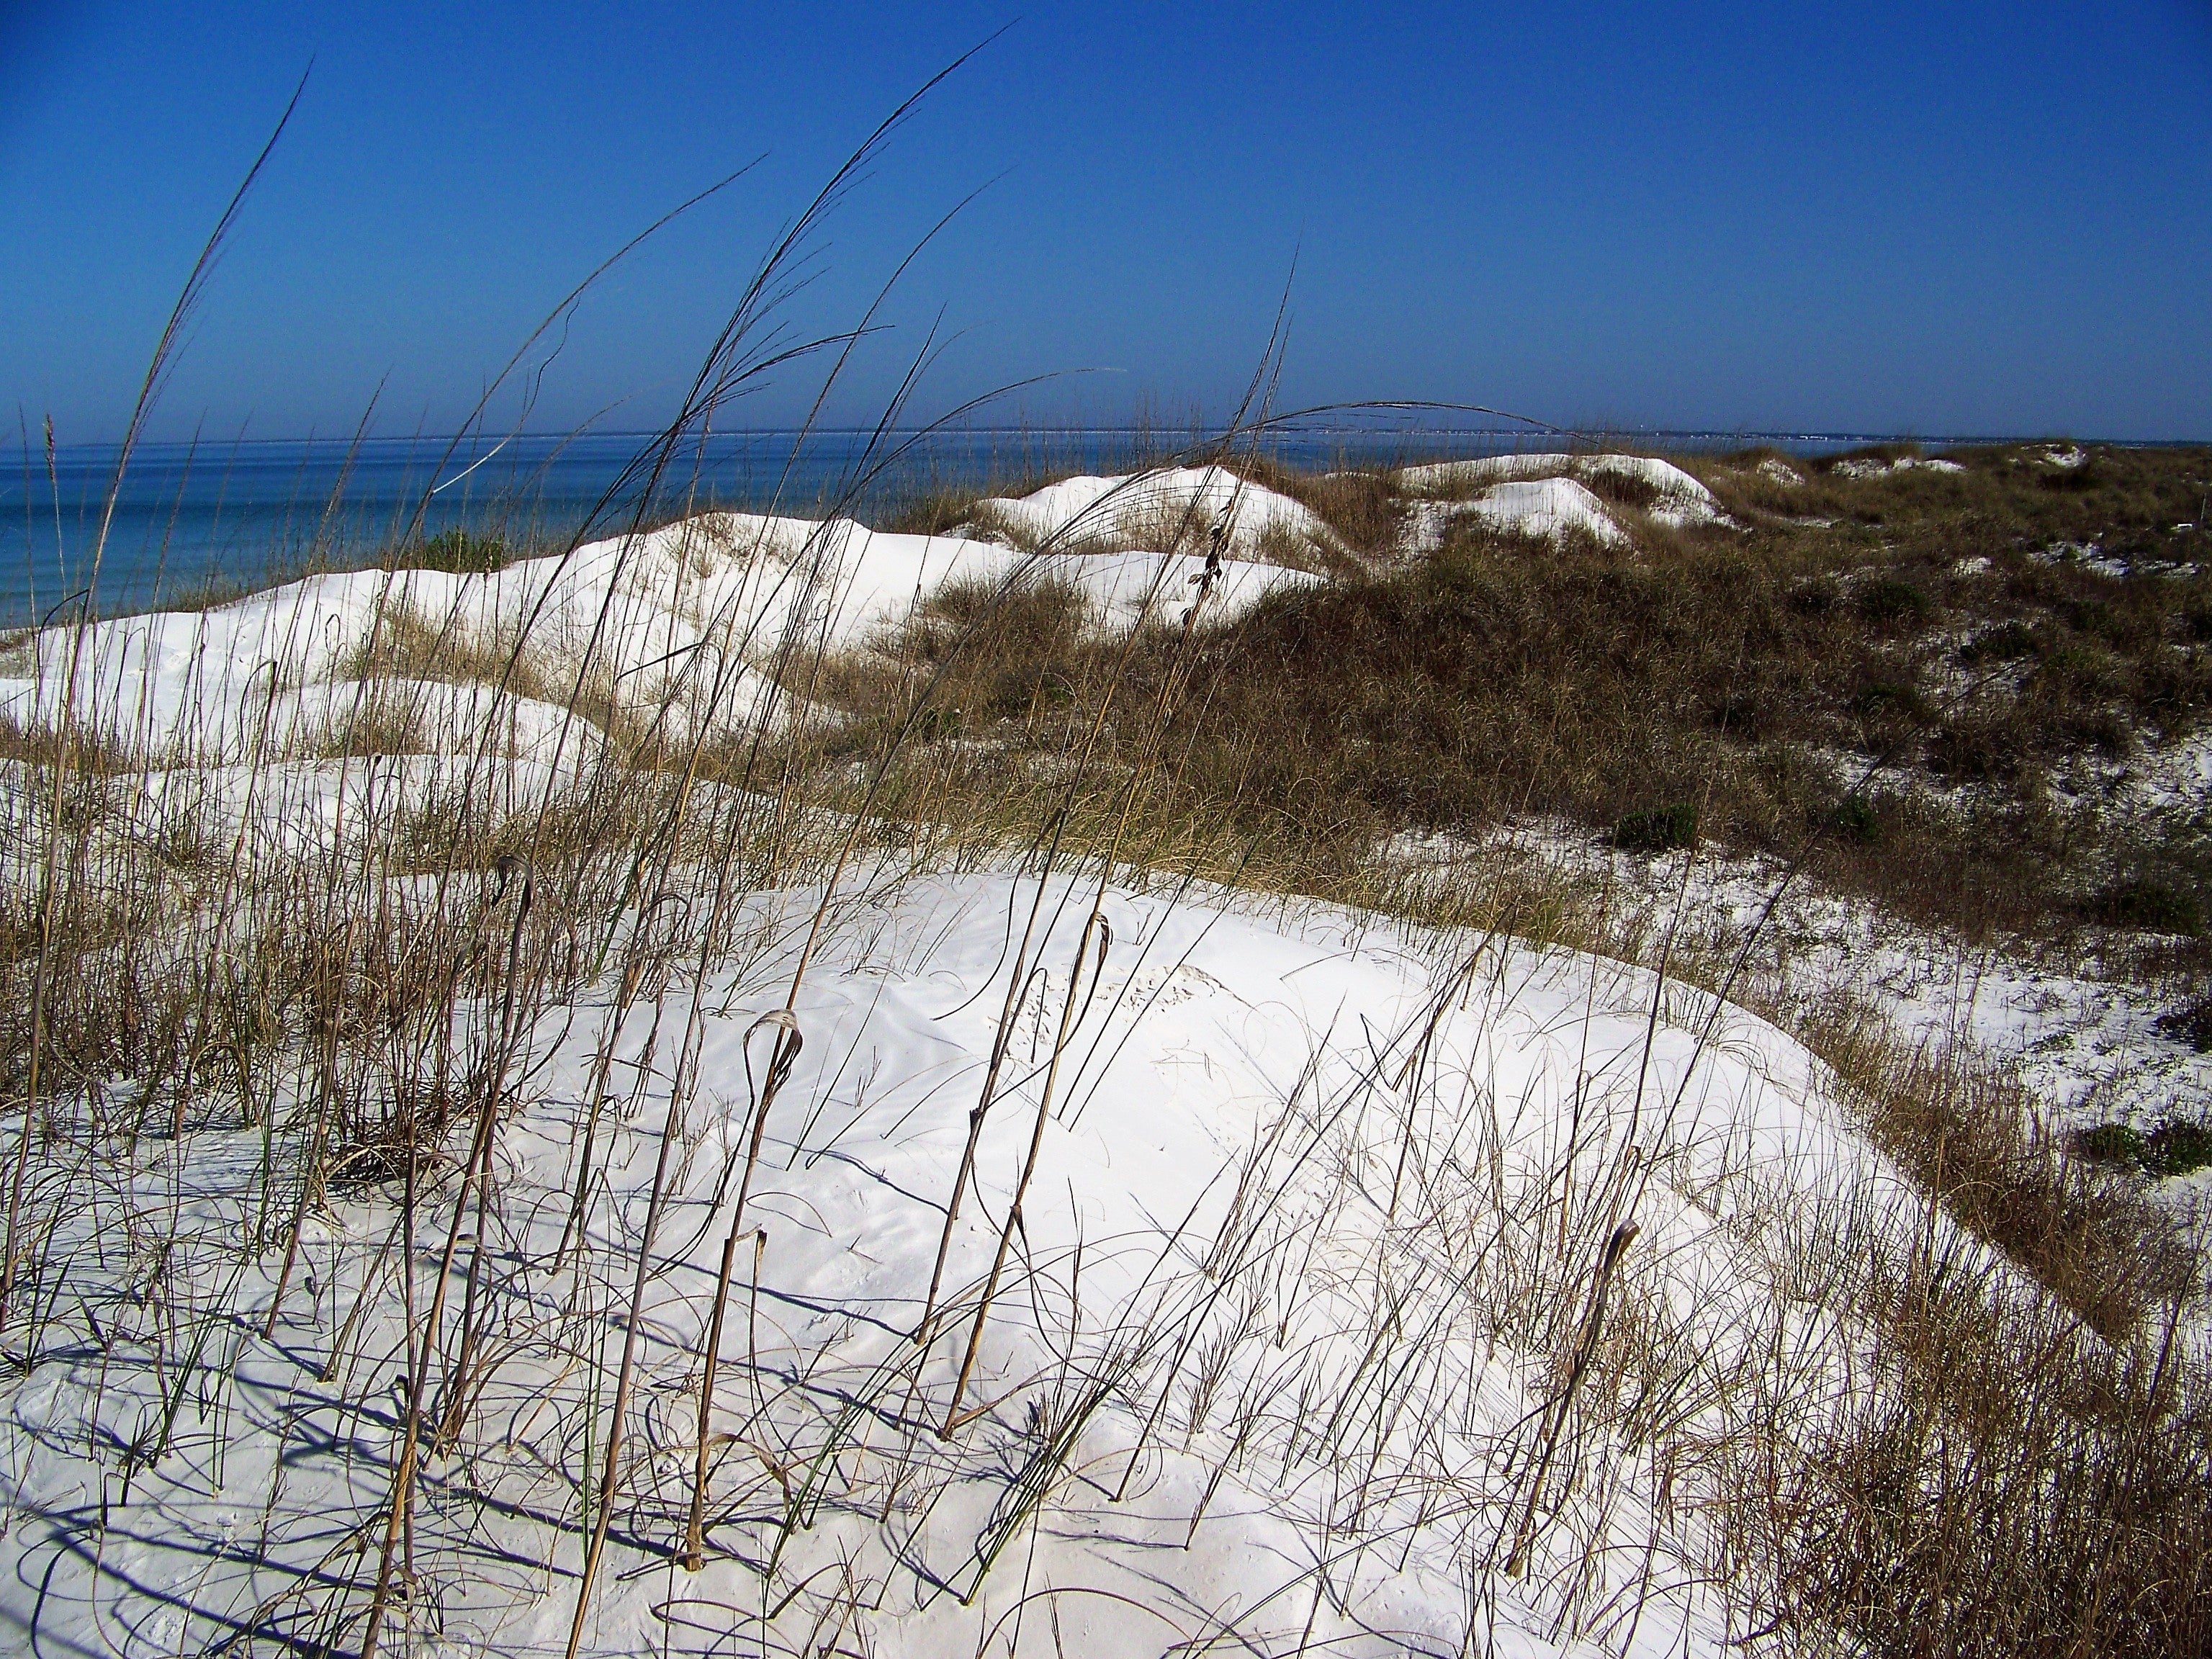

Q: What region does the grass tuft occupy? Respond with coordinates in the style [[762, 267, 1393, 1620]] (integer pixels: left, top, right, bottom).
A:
[[1612, 801, 1700, 852], [391, 527, 515, 573]]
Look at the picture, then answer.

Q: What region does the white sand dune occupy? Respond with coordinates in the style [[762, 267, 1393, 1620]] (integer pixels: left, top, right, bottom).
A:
[[1399, 452, 1733, 531], [971, 465, 1338, 559], [0, 503, 1319, 764]]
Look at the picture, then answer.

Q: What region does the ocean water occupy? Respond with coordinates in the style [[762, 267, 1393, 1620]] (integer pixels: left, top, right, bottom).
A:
[[1, 425, 1923, 627]]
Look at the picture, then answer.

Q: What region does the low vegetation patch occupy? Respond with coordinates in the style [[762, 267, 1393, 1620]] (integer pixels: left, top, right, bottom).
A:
[[1025, 441, 2212, 950], [390, 527, 514, 573], [2157, 992, 2212, 1051], [2091, 876, 2205, 935], [1796, 1000, 2194, 1331], [1612, 800, 1700, 851], [2077, 1113, 2212, 1178]]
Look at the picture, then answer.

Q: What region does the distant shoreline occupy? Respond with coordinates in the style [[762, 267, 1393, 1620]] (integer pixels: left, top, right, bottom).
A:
[[10, 428, 2207, 626]]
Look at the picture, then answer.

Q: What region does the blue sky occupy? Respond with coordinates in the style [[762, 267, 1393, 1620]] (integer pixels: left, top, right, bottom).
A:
[[5, 1, 2211, 441]]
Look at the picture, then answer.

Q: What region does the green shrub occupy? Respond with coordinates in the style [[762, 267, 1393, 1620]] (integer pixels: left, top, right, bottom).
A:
[[2074, 1121, 2146, 1166], [2090, 878, 2204, 936], [1830, 796, 1882, 843], [1848, 680, 1930, 724], [1958, 621, 2038, 662], [912, 703, 963, 741], [2076, 1116, 2212, 1177], [1787, 577, 1839, 616], [2146, 1117, 2212, 1177], [1857, 577, 1933, 627], [2154, 995, 2212, 1053], [2068, 598, 2114, 636], [1614, 801, 1699, 852], [2038, 461, 2103, 492], [400, 529, 511, 575]]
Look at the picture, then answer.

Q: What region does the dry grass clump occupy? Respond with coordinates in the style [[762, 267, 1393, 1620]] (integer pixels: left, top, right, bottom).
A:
[[1229, 457, 1406, 568], [341, 601, 566, 706], [855, 570, 1096, 734], [1794, 997, 2194, 1335], [0, 708, 135, 775], [876, 482, 990, 537], [309, 689, 434, 757], [1763, 1234, 2212, 1658]]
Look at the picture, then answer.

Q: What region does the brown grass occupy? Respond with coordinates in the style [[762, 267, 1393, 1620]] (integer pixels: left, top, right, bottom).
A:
[[1791, 995, 2194, 1335], [927, 444, 2212, 952], [1763, 1228, 2211, 1658]]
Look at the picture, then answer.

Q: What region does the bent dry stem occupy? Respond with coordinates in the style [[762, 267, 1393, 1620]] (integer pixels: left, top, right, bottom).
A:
[[945, 907, 1110, 1436]]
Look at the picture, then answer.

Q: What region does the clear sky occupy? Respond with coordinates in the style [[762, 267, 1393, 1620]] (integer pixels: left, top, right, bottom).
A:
[[5, 1, 2211, 443]]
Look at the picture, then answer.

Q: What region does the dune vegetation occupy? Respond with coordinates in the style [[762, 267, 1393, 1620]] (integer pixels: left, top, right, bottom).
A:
[[4, 95, 2210, 1659]]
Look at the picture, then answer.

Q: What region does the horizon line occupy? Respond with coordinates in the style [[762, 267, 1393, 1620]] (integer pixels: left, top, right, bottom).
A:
[[42, 426, 2210, 454]]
